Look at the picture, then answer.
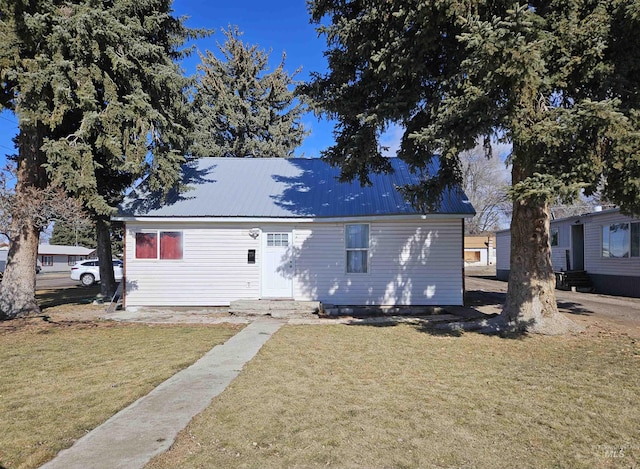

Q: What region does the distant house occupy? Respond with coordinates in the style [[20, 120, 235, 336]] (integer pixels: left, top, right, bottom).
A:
[[114, 157, 475, 309], [38, 244, 96, 273], [496, 208, 640, 298], [0, 244, 95, 273], [0, 247, 7, 272], [464, 234, 496, 266]]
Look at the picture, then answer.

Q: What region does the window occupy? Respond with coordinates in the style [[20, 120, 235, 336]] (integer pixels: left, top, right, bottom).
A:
[[68, 255, 78, 266], [41, 255, 53, 266], [346, 224, 369, 273], [136, 233, 157, 259], [602, 222, 640, 258], [160, 232, 183, 259], [135, 231, 183, 259], [267, 233, 289, 247], [550, 228, 559, 247]]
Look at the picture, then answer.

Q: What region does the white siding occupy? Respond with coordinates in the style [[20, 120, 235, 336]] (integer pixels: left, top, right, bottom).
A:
[[292, 219, 463, 305], [124, 218, 465, 307], [125, 222, 262, 307], [40, 254, 92, 273], [550, 218, 573, 271], [464, 248, 495, 266], [583, 212, 640, 277], [500, 211, 640, 279], [496, 231, 511, 271]]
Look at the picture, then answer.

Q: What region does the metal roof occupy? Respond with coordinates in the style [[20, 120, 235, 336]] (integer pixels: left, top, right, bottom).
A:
[[38, 244, 96, 256], [118, 157, 475, 219]]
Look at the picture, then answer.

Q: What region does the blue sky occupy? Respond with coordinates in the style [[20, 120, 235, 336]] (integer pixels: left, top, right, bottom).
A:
[[0, 0, 340, 165]]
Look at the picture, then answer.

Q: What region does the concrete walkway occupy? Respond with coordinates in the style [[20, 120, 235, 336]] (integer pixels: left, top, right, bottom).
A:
[[39, 319, 284, 469]]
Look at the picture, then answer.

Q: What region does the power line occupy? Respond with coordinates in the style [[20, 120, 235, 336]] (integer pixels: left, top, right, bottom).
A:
[[0, 114, 18, 125], [0, 112, 18, 154]]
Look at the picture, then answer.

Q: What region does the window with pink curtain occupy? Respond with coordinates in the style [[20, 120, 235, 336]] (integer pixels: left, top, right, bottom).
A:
[[135, 233, 157, 258], [160, 232, 183, 259]]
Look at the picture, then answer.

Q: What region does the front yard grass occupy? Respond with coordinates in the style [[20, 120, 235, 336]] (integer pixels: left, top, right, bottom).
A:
[[147, 323, 640, 469], [0, 318, 242, 469]]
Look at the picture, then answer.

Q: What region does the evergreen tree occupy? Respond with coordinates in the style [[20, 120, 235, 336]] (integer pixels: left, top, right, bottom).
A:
[[49, 221, 96, 249], [191, 26, 307, 158], [303, 1, 640, 334], [49, 221, 123, 256], [0, 0, 201, 318]]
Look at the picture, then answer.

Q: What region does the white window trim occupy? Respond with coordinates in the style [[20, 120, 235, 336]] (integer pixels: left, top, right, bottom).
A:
[[345, 223, 370, 274], [601, 222, 640, 259], [550, 227, 559, 247], [266, 232, 290, 247], [134, 230, 184, 261]]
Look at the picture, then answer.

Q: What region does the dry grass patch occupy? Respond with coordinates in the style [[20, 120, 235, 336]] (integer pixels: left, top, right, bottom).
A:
[[0, 318, 243, 469], [148, 323, 640, 469]]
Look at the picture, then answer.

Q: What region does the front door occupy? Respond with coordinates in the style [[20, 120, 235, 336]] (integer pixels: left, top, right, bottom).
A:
[[571, 224, 585, 271], [262, 231, 294, 298]]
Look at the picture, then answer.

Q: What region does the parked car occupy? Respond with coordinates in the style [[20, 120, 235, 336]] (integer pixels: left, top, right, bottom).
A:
[[70, 259, 123, 286]]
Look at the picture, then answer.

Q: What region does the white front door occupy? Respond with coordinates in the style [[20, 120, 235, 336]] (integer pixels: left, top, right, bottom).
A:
[[262, 231, 294, 298]]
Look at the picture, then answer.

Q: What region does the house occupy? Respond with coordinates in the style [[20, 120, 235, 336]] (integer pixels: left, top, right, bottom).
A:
[[496, 208, 640, 298], [114, 157, 475, 309], [0, 247, 7, 272], [0, 244, 95, 273], [38, 244, 96, 273], [464, 234, 496, 266]]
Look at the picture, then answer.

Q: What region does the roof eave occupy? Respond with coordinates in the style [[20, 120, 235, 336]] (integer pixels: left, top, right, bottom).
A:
[[113, 213, 475, 224]]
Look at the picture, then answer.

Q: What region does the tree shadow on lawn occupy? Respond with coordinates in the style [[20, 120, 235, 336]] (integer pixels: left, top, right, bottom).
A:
[[344, 314, 534, 339], [342, 285, 592, 339], [341, 309, 535, 339], [37, 284, 103, 310], [465, 288, 595, 316]]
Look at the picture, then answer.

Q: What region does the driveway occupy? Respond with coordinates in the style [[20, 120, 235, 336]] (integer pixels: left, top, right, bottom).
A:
[[465, 266, 640, 337], [36, 272, 77, 289]]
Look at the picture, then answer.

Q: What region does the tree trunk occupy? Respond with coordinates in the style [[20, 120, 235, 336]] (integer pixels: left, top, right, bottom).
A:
[[0, 222, 41, 319], [0, 125, 47, 320], [494, 163, 581, 335], [96, 215, 116, 298]]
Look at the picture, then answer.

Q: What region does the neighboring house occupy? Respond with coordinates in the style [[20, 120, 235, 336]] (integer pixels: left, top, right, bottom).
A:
[[0, 244, 94, 273], [115, 157, 475, 309], [496, 208, 640, 298], [37, 244, 96, 273], [0, 247, 7, 272], [464, 234, 496, 266], [0, 246, 42, 273]]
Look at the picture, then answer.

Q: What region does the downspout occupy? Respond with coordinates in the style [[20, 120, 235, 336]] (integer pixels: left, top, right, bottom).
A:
[[462, 218, 466, 304], [122, 222, 126, 310]]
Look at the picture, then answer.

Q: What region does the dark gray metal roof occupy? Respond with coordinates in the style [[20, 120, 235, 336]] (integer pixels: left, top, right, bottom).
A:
[[118, 157, 475, 218]]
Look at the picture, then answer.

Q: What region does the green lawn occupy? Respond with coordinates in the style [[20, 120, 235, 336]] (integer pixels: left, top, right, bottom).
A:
[[147, 323, 640, 469]]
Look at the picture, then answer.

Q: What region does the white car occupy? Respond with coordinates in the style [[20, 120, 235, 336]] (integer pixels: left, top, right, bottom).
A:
[[70, 259, 124, 286]]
